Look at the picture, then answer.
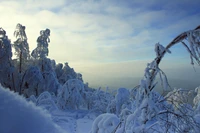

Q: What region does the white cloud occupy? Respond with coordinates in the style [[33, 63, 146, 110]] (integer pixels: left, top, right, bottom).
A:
[[1, 0, 200, 71]]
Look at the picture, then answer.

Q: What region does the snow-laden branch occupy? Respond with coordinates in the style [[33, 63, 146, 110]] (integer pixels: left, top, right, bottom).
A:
[[143, 25, 200, 92]]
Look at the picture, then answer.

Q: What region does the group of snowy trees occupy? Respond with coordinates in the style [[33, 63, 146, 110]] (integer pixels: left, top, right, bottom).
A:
[[1, 24, 200, 133], [90, 25, 200, 133], [0, 23, 114, 113]]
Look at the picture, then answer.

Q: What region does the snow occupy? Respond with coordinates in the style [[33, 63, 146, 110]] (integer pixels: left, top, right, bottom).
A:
[[90, 113, 120, 133], [0, 85, 66, 133], [76, 118, 93, 133], [1, 22, 200, 133], [51, 110, 94, 133], [0, 85, 96, 133]]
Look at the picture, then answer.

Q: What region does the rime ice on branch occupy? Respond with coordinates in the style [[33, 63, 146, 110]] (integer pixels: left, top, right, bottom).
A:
[[31, 28, 50, 59]]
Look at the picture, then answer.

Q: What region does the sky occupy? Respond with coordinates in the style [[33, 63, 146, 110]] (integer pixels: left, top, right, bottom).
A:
[[1, 0, 200, 90]]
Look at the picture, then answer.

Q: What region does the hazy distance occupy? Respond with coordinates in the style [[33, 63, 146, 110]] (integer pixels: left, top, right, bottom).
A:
[[71, 59, 200, 92]]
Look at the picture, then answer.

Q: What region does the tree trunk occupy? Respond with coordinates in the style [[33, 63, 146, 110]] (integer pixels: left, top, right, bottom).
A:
[[19, 51, 22, 73]]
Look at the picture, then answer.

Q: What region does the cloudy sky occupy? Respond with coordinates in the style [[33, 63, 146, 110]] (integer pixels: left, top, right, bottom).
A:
[[1, 0, 200, 90]]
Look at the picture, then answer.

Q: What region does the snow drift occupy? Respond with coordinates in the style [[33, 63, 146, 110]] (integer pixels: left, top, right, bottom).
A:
[[0, 85, 66, 133]]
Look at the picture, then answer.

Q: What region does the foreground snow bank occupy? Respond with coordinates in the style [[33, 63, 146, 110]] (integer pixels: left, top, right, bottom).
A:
[[0, 85, 66, 133]]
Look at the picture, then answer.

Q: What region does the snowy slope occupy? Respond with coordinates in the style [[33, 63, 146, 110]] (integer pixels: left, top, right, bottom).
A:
[[0, 85, 66, 133], [0, 85, 94, 133]]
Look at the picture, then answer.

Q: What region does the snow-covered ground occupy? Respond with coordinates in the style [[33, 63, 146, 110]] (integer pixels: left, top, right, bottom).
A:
[[0, 85, 94, 133], [51, 110, 94, 133]]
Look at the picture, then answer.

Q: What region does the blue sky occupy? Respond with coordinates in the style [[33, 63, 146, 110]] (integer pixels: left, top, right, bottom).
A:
[[1, 0, 200, 89]]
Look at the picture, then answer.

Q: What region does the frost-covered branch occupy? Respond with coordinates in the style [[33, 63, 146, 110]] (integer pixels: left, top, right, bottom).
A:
[[144, 25, 200, 92]]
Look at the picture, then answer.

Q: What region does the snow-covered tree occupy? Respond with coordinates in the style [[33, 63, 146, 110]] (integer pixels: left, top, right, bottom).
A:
[[57, 79, 85, 110], [124, 25, 200, 133], [31, 29, 50, 59], [57, 62, 79, 85], [90, 113, 120, 133], [13, 23, 30, 73], [0, 27, 16, 91], [91, 88, 113, 114], [0, 28, 12, 62], [38, 58, 60, 94], [20, 66, 45, 97], [115, 88, 130, 116]]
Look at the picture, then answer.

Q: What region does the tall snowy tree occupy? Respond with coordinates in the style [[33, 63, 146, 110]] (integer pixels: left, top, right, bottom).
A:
[[31, 29, 50, 59], [13, 23, 30, 73], [0, 27, 16, 91]]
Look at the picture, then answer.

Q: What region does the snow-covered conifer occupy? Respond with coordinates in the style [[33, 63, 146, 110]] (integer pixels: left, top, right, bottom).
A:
[[0, 27, 16, 91], [31, 29, 50, 59], [13, 23, 30, 73]]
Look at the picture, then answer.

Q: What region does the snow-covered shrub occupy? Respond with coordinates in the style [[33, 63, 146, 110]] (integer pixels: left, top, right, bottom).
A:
[[115, 88, 130, 116], [91, 88, 113, 113], [125, 94, 160, 133], [28, 91, 58, 113], [119, 108, 132, 122], [0, 85, 65, 133], [21, 66, 45, 97], [57, 79, 85, 110], [166, 88, 191, 108], [90, 113, 120, 133], [107, 99, 117, 114], [83, 89, 96, 110]]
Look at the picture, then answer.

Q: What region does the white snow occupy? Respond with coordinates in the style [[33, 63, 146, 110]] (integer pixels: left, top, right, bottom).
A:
[[0, 85, 66, 133], [0, 85, 94, 133], [90, 113, 120, 133]]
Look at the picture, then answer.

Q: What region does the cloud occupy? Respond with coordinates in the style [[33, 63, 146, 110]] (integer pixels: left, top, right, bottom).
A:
[[1, 0, 200, 64]]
